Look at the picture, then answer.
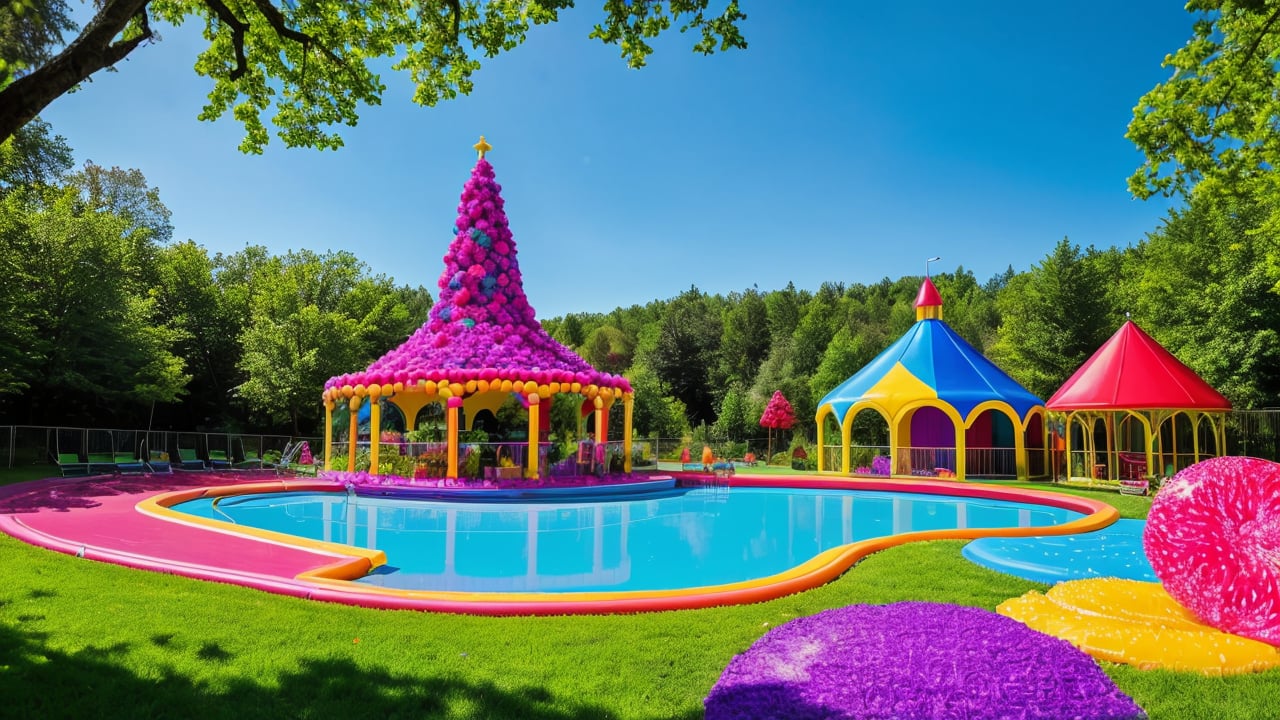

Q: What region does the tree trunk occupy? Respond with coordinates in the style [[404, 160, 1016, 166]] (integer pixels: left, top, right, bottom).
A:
[[0, 0, 152, 145]]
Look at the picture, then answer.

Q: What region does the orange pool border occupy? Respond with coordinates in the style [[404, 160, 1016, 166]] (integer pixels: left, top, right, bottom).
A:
[[127, 474, 1118, 615]]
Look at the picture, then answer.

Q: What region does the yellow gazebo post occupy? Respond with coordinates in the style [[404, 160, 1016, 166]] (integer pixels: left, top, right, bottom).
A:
[[347, 396, 360, 472], [622, 392, 634, 473], [446, 395, 461, 478], [369, 387, 382, 475], [526, 394, 540, 479], [324, 400, 334, 471]]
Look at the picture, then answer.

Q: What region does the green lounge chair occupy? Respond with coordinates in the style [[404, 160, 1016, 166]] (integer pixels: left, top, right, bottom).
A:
[[206, 449, 232, 470], [87, 452, 120, 474], [175, 446, 207, 471], [233, 437, 264, 469], [55, 452, 89, 477]]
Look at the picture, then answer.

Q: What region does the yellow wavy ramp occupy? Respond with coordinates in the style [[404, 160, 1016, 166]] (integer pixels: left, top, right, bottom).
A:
[[997, 578, 1280, 675]]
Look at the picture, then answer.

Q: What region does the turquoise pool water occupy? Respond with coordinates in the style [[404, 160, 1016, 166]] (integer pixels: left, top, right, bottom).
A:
[[173, 487, 1083, 593]]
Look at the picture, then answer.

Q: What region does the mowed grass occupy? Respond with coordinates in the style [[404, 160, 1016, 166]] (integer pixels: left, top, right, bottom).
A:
[[1, 472, 1277, 719]]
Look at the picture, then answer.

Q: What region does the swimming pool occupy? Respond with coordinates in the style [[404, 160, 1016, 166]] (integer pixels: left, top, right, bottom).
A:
[[170, 485, 1084, 594]]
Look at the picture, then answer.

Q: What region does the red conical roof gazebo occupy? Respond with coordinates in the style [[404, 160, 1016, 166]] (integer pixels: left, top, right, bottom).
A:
[[321, 138, 633, 480], [1047, 320, 1229, 483]]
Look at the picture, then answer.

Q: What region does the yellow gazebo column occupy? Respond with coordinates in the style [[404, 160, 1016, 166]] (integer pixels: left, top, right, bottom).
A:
[[1013, 415, 1028, 481], [324, 399, 334, 471], [369, 387, 382, 475], [623, 393, 634, 473], [446, 395, 461, 478], [953, 423, 967, 480], [841, 413, 853, 475], [347, 396, 360, 472], [527, 394, 540, 479], [815, 412, 826, 473], [594, 396, 606, 445], [1190, 412, 1200, 464]]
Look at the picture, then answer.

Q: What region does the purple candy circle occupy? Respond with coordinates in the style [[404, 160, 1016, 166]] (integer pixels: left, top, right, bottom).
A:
[[705, 602, 1144, 720]]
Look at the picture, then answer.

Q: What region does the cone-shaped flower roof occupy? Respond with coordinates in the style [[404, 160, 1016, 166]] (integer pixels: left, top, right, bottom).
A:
[[1046, 320, 1229, 411], [818, 282, 1042, 425], [324, 144, 630, 395]]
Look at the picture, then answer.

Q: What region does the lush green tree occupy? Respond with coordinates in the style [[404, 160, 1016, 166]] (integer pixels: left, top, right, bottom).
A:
[[989, 238, 1118, 400], [581, 324, 634, 376], [1127, 1, 1280, 199], [0, 185, 187, 423], [788, 281, 844, 378], [764, 281, 803, 346], [66, 161, 174, 243], [1132, 185, 1280, 407], [150, 240, 246, 426], [931, 267, 1001, 354], [551, 312, 586, 348], [809, 326, 877, 408], [0, 0, 74, 86], [0, 0, 746, 150], [235, 249, 425, 433], [718, 286, 770, 388], [0, 117, 71, 191], [625, 360, 688, 439], [0, 191, 41, 395], [644, 286, 721, 427], [711, 382, 755, 441]]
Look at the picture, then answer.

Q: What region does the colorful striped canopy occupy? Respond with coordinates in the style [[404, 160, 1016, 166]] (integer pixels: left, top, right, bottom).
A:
[[818, 319, 1043, 426]]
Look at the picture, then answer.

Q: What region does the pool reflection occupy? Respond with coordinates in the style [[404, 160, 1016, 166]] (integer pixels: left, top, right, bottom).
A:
[[186, 488, 1075, 594]]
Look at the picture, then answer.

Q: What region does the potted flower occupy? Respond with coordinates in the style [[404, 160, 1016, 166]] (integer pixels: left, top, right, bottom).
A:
[[486, 449, 522, 480]]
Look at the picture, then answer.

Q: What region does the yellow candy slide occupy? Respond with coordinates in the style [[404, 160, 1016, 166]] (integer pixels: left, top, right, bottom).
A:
[[997, 578, 1280, 675]]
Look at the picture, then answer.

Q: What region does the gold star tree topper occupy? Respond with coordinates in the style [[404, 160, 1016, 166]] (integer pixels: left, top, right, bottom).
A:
[[474, 135, 492, 159]]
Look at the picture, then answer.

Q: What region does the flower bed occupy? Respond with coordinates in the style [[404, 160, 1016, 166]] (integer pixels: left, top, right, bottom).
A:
[[323, 470, 657, 492]]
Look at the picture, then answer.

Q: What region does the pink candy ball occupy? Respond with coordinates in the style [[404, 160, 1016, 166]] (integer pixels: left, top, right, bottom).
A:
[[1144, 456, 1280, 646]]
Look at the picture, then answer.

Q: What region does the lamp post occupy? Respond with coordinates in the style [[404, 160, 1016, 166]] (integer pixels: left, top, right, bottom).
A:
[[925, 256, 941, 279]]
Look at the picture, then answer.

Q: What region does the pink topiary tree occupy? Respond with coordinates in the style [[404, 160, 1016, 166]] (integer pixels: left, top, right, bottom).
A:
[[759, 390, 795, 465]]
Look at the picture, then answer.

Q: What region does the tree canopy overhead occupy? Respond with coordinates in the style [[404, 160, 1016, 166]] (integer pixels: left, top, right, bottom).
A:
[[0, 0, 747, 152], [1127, 1, 1280, 199]]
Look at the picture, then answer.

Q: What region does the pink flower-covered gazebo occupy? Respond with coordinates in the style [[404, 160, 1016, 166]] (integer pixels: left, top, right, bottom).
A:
[[320, 137, 633, 479]]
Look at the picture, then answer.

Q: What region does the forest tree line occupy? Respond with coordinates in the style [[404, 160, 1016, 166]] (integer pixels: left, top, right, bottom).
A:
[[3, 122, 1279, 440]]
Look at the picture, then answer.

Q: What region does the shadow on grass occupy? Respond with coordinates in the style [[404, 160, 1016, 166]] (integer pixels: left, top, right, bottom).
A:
[[0, 623, 702, 720]]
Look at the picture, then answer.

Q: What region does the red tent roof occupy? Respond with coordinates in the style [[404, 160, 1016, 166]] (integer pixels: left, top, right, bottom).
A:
[[1046, 321, 1231, 411]]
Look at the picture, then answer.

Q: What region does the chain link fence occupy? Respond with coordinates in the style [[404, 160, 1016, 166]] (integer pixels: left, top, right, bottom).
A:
[[2, 424, 321, 471]]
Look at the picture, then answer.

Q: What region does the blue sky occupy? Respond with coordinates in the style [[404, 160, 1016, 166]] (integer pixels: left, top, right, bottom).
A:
[[43, 2, 1191, 318]]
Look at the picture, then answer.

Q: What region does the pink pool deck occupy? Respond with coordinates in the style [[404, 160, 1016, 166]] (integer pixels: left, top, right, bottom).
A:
[[0, 471, 354, 601], [0, 470, 1119, 615]]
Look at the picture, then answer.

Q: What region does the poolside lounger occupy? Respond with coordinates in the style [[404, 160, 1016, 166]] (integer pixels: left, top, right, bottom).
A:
[[87, 452, 121, 474], [206, 449, 232, 470], [233, 437, 264, 469], [175, 447, 208, 471], [144, 450, 173, 474], [55, 452, 90, 477], [1119, 478, 1149, 496]]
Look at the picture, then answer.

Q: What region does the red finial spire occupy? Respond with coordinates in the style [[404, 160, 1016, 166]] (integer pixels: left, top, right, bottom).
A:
[[915, 278, 943, 321]]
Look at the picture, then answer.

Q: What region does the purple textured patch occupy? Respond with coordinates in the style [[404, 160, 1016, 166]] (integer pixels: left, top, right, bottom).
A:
[[705, 602, 1145, 720]]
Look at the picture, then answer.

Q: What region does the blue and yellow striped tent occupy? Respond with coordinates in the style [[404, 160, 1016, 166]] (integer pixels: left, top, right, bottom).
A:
[[815, 280, 1047, 480]]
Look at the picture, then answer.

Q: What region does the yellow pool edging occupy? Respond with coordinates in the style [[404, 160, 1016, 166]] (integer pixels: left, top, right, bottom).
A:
[[136, 476, 1120, 615]]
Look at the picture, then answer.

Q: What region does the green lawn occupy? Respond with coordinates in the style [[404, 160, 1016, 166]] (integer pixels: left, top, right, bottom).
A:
[[0, 470, 1275, 719]]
